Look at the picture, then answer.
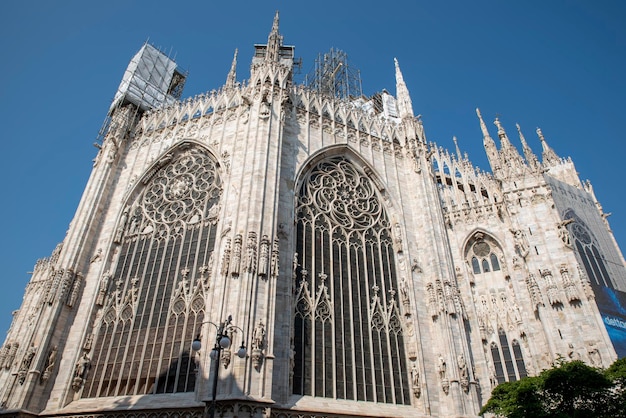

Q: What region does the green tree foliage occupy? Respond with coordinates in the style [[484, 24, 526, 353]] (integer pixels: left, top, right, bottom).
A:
[[480, 359, 626, 418]]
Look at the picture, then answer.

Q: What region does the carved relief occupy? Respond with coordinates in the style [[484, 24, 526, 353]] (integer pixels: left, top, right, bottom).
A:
[[560, 264, 580, 303], [231, 234, 242, 277], [258, 235, 270, 278], [526, 273, 543, 309], [96, 271, 111, 306], [251, 320, 266, 371], [221, 238, 231, 276], [511, 229, 530, 260], [458, 354, 469, 392], [67, 273, 83, 308], [72, 353, 91, 391], [41, 345, 57, 383], [541, 269, 561, 306], [270, 238, 279, 281], [244, 231, 257, 274], [411, 362, 421, 398], [17, 345, 36, 384]]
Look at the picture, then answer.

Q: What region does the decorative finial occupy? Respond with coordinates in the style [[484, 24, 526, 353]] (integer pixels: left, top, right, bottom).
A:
[[394, 57, 414, 118], [517, 123, 540, 170], [453, 136, 462, 160], [536, 127, 545, 143], [494, 117, 505, 136], [226, 48, 238, 88], [266, 11, 283, 62], [516, 123, 527, 146], [272, 10, 280, 32], [536, 127, 560, 165], [476, 108, 491, 139]]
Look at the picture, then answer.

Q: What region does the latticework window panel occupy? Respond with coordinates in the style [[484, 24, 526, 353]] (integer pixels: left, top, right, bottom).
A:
[[84, 146, 220, 398], [293, 157, 410, 405]]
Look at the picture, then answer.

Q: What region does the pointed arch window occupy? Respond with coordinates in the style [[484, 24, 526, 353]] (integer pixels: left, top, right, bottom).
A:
[[84, 146, 221, 398], [490, 329, 527, 384], [293, 157, 410, 405], [466, 234, 502, 275], [565, 210, 613, 289], [490, 253, 500, 271], [472, 257, 481, 274]]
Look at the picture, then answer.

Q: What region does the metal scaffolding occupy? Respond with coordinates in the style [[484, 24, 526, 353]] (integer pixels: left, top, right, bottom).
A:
[[305, 48, 362, 100]]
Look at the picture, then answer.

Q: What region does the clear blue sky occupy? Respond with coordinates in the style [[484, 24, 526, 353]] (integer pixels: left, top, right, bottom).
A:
[[0, 1, 625, 336]]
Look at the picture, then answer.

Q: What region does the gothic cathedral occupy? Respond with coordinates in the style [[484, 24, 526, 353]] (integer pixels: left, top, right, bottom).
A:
[[1, 13, 625, 418]]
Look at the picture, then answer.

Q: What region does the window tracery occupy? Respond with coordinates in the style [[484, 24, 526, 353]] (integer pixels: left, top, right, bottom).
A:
[[489, 329, 527, 384], [564, 210, 613, 289], [83, 146, 221, 398], [466, 233, 502, 275], [293, 157, 410, 405]]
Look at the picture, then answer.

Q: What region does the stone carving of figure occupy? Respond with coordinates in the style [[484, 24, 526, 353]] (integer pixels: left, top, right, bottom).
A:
[[42, 345, 58, 382], [557, 219, 574, 247], [253, 321, 266, 350], [437, 354, 447, 380], [270, 239, 279, 280], [245, 232, 257, 274], [114, 211, 128, 243], [458, 354, 468, 380], [259, 92, 271, 118], [411, 363, 421, 397], [411, 363, 420, 386], [75, 353, 91, 379], [20, 346, 36, 371], [17, 346, 36, 384], [400, 278, 411, 312], [588, 344, 602, 366], [96, 271, 111, 306], [512, 229, 529, 259], [128, 209, 141, 235], [258, 235, 270, 277]]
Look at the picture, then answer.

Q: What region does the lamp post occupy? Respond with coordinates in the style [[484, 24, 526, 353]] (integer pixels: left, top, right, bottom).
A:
[[192, 315, 246, 418]]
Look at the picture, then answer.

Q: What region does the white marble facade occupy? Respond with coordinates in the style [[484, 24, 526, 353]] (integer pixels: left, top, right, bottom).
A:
[[0, 13, 624, 418]]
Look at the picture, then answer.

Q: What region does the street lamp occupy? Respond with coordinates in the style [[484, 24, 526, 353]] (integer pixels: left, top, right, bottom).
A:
[[192, 315, 246, 418]]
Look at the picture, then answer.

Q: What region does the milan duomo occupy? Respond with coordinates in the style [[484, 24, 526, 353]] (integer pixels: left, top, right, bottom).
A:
[[1, 13, 625, 418]]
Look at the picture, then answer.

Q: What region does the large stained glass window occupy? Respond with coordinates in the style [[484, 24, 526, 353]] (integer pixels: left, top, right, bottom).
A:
[[293, 157, 410, 405], [84, 145, 221, 397], [564, 210, 613, 289]]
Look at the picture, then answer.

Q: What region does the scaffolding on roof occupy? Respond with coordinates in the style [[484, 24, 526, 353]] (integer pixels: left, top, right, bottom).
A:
[[305, 48, 362, 100]]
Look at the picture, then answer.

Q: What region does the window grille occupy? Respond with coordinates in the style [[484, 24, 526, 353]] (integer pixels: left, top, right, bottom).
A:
[[293, 157, 410, 405]]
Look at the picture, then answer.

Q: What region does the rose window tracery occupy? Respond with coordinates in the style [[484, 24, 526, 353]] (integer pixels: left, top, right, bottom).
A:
[[141, 150, 221, 232]]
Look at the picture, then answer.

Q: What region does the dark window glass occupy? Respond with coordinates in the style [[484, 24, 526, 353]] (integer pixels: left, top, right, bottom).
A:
[[512, 340, 527, 378], [472, 257, 481, 274], [499, 330, 516, 382], [491, 343, 505, 384], [294, 158, 409, 404], [490, 253, 500, 271], [84, 147, 220, 398]]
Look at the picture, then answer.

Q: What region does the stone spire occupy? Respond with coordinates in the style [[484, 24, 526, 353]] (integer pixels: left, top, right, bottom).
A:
[[476, 108, 499, 173], [266, 11, 283, 62], [452, 136, 462, 160], [494, 117, 525, 169], [516, 123, 540, 171], [537, 127, 560, 166], [226, 48, 238, 88], [394, 58, 414, 119]]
